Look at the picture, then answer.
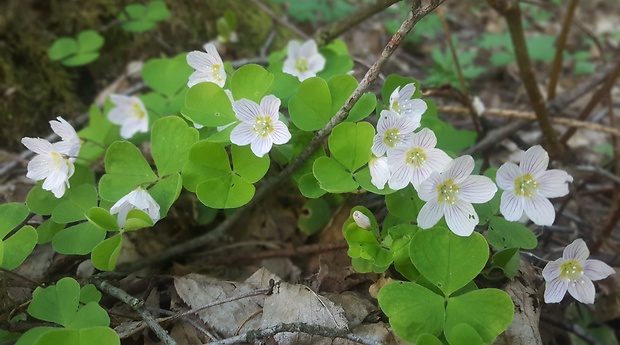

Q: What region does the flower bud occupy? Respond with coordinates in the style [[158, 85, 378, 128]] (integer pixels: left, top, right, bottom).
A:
[[352, 211, 371, 230]]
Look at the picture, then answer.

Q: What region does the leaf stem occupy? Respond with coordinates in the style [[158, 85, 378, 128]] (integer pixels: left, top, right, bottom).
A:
[[546, 0, 578, 101]]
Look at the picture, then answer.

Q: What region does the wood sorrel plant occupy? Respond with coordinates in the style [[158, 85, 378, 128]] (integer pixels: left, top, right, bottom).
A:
[[4, 2, 611, 345]]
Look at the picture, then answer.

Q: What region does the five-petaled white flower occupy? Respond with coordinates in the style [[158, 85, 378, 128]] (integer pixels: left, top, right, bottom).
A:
[[543, 239, 614, 304], [496, 145, 573, 226], [230, 95, 292, 158], [417, 155, 497, 236], [108, 94, 149, 139], [283, 39, 326, 81], [186, 43, 226, 88], [369, 155, 390, 190], [110, 187, 161, 228], [389, 83, 428, 120], [387, 128, 451, 191], [371, 110, 418, 157], [21, 116, 81, 198]]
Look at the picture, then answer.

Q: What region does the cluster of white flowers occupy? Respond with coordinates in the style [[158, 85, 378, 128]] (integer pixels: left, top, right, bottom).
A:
[[22, 117, 81, 198]]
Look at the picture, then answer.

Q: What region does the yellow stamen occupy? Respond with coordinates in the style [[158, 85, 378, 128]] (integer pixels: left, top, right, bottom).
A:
[[253, 116, 274, 137], [514, 173, 538, 198], [437, 180, 460, 204], [560, 259, 583, 280], [406, 147, 427, 168]]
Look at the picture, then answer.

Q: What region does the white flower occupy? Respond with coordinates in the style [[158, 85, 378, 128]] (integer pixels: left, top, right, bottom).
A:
[[283, 39, 326, 81], [472, 96, 486, 116], [371, 110, 418, 157], [110, 187, 160, 228], [543, 239, 614, 304], [352, 211, 371, 230], [496, 145, 573, 226], [230, 95, 291, 158], [369, 156, 390, 190], [186, 43, 226, 88], [21, 138, 75, 198], [387, 128, 452, 191], [108, 94, 149, 139], [389, 83, 428, 120], [50, 116, 80, 157], [417, 155, 497, 236]]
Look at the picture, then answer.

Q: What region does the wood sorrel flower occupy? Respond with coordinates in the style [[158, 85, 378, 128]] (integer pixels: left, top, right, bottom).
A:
[[352, 211, 371, 230], [387, 128, 451, 191], [371, 110, 418, 157], [496, 145, 573, 226], [543, 239, 614, 304], [417, 155, 497, 236], [230, 95, 291, 158], [186, 43, 226, 88], [283, 39, 326, 81], [110, 187, 160, 228], [389, 83, 427, 120], [21, 116, 80, 198], [108, 94, 149, 139]]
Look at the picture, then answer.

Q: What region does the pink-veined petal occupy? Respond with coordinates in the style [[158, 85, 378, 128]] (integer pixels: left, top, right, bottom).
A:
[[496, 162, 521, 190], [444, 155, 474, 182], [521, 145, 549, 176], [411, 166, 432, 190], [567, 276, 596, 304], [250, 136, 273, 157], [542, 259, 562, 281], [417, 201, 444, 229], [562, 239, 590, 262], [233, 99, 260, 123], [270, 121, 292, 145], [187, 51, 211, 71], [544, 277, 569, 303], [388, 163, 414, 191], [500, 190, 524, 221], [459, 175, 497, 203], [410, 128, 437, 149], [425, 148, 452, 173], [401, 98, 427, 118], [230, 123, 257, 146], [22, 137, 54, 156], [389, 86, 400, 108], [260, 95, 281, 120], [418, 172, 441, 201], [371, 134, 387, 157], [524, 194, 555, 226], [537, 169, 572, 198], [444, 200, 478, 236], [583, 259, 615, 281], [397, 83, 416, 102]]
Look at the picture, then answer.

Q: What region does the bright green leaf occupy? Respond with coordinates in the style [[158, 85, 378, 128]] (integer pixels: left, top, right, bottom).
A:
[[313, 156, 358, 193], [232, 144, 270, 183], [289, 77, 332, 131], [87, 207, 120, 231], [123, 209, 154, 232], [1, 226, 37, 270], [298, 198, 331, 235], [149, 172, 182, 217], [51, 184, 98, 223], [151, 116, 199, 176], [182, 82, 236, 127], [327, 74, 357, 116], [76, 30, 104, 53], [48, 38, 78, 61], [196, 174, 254, 209], [231, 64, 274, 103], [328, 121, 374, 171], [91, 234, 123, 271], [446, 323, 484, 345], [142, 54, 192, 98], [182, 141, 231, 192], [0, 202, 29, 238], [28, 277, 80, 326], [487, 216, 538, 250], [347, 92, 377, 122], [36, 219, 66, 244], [491, 247, 521, 279], [52, 222, 106, 255], [385, 185, 425, 221]]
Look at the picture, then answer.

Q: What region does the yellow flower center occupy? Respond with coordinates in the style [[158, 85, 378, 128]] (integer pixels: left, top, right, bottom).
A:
[[50, 151, 65, 170], [212, 64, 223, 83], [406, 147, 427, 168], [437, 180, 460, 204], [560, 259, 583, 280], [253, 116, 274, 137], [391, 101, 401, 113], [514, 173, 538, 198], [132, 103, 146, 119], [295, 58, 309, 73], [382, 129, 402, 148]]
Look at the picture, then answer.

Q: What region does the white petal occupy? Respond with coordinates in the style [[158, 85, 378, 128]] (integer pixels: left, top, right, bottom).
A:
[[444, 200, 478, 236], [371, 134, 387, 157], [499, 190, 524, 221], [401, 98, 427, 118], [107, 107, 129, 125], [411, 166, 432, 190], [42, 168, 68, 192], [114, 202, 133, 228], [524, 194, 555, 226], [307, 54, 326, 74], [418, 172, 441, 201], [410, 128, 437, 149], [203, 43, 223, 64], [282, 59, 299, 78], [496, 162, 521, 191], [353, 211, 371, 229], [444, 155, 474, 183], [119, 119, 142, 139], [583, 259, 615, 281], [544, 277, 568, 303], [537, 169, 572, 198], [542, 260, 562, 281], [187, 72, 211, 87], [389, 86, 401, 108], [250, 136, 273, 157], [22, 137, 54, 156], [230, 123, 257, 146], [398, 83, 416, 102], [260, 95, 281, 119], [187, 51, 211, 71], [299, 39, 318, 56], [110, 194, 131, 214], [521, 145, 549, 176], [417, 201, 445, 229], [425, 148, 452, 173], [233, 99, 260, 123], [287, 40, 302, 58], [388, 163, 413, 191], [369, 156, 390, 190], [27, 155, 53, 181], [562, 239, 589, 262], [459, 175, 497, 203], [50, 117, 77, 141], [567, 277, 596, 304], [270, 121, 292, 145], [109, 94, 134, 107]]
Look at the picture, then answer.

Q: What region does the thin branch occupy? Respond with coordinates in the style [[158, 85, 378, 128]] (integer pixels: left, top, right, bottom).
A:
[[439, 106, 620, 138], [487, 0, 564, 159], [92, 279, 176, 345], [547, 0, 579, 100], [205, 322, 385, 345], [541, 316, 602, 345], [0, 267, 45, 288], [118, 0, 446, 273], [249, 0, 309, 39], [314, 0, 401, 46]]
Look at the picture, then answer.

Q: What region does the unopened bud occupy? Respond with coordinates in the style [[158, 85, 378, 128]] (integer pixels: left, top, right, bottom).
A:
[[352, 211, 371, 229]]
